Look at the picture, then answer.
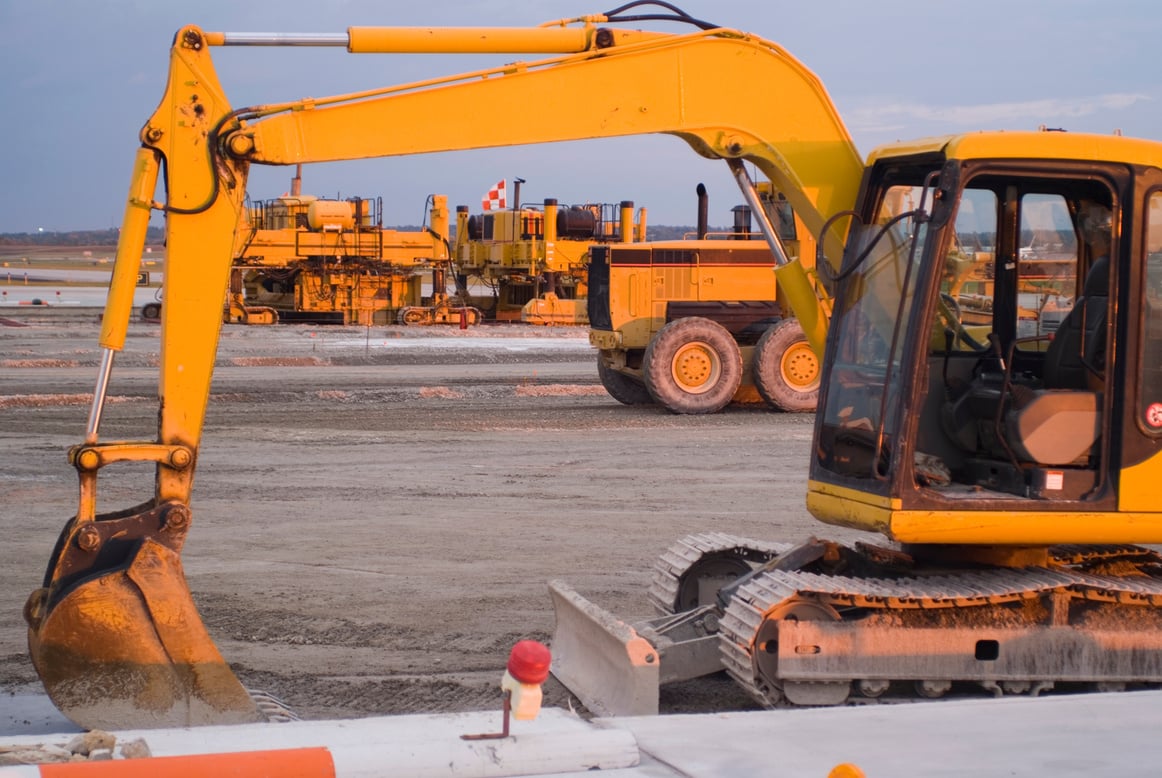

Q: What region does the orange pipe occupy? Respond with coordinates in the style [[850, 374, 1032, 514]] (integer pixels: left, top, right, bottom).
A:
[[37, 746, 335, 778]]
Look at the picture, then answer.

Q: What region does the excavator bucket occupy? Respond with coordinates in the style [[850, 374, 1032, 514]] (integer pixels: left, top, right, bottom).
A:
[[24, 504, 263, 730], [548, 579, 662, 716]]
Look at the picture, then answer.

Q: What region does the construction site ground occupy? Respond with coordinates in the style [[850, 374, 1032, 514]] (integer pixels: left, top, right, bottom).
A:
[[5, 310, 1162, 776], [1, 309, 862, 724]]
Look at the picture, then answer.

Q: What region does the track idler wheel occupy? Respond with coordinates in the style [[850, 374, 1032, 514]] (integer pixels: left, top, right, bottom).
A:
[[915, 679, 952, 699], [752, 600, 850, 706], [856, 678, 891, 698], [24, 502, 262, 730]]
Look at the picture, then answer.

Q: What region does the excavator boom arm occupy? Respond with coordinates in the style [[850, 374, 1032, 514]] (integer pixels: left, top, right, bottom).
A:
[[132, 20, 865, 490], [221, 25, 860, 259]]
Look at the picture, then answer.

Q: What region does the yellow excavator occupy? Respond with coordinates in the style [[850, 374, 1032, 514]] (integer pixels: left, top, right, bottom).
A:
[[24, 4, 1162, 731]]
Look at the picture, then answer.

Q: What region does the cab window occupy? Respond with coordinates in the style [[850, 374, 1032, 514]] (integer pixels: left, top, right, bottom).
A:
[[1140, 191, 1162, 434], [938, 188, 998, 352], [1014, 194, 1079, 347]]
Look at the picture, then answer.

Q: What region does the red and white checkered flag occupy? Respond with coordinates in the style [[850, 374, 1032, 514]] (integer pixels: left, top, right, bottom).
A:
[[482, 179, 507, 211]]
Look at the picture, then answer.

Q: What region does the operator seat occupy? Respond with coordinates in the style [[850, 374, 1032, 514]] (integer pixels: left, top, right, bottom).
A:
[[940, 256, 1109, 469], [1003, 255, 1108, 465], [1040, 255, 1109, 390]]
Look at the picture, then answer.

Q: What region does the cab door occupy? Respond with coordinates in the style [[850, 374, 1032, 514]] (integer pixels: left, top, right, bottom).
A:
[[1118, 172, 1162, 510]]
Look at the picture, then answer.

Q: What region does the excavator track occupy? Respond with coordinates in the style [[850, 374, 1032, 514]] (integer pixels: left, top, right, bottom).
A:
[[718, 546, 1162, 708], [1049, 544, 1162, 567], [647, 532, 792, 615]]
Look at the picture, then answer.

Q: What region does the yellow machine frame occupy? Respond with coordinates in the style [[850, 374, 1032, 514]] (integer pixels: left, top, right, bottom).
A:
[[227, 190, 451, 325], [454, 196, 646, 324]]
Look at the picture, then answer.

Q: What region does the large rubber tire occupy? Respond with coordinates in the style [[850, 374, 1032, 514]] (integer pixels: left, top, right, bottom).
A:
[[643, 317, 742, 414], [752, 318, 819, 412], [597, 353, 653, 406], [141, 302, 162, 321]]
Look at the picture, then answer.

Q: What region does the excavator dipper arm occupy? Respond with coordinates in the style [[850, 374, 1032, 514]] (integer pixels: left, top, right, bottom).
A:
[[24, 35, 261, 730], [26, 14, 865, 729]]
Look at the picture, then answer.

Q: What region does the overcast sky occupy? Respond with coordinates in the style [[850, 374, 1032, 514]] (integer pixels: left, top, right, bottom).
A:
[[2, 0, 1160, 232]]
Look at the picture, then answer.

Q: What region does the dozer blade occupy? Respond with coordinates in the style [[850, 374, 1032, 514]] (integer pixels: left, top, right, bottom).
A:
[[26, 509, 263, 730], [548, 579, 661, 716]]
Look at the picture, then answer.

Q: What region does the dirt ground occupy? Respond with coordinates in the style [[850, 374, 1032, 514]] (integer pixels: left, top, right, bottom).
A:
[[0, 311, 861, 722]]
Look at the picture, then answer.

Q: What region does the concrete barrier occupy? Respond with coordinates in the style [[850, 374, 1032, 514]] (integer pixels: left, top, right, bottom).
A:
[[0, 709, 640, 777]]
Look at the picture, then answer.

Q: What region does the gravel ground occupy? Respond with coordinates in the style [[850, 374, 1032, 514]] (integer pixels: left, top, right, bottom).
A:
[[1, 312, 851, 722]]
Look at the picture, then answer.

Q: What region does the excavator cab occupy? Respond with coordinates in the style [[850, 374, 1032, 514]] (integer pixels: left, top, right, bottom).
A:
[[808, 136, 1162, 546], [674, 139, 1162, 712], [551, 137, 1162, 718]]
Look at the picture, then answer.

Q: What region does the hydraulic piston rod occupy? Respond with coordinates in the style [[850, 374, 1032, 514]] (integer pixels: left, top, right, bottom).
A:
[[727, 159, 828, 357], [204, 24, 664, 54]]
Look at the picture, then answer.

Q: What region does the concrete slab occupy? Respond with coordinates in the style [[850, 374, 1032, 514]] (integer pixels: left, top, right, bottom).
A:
[[599, 690, 1162, 777], [4, 692, 1162, 776], [0, 707, 639, 777]]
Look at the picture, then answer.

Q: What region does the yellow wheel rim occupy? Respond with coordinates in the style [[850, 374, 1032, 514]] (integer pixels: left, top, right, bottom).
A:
[[670, 341, 721, 394], [780, 341, 820, 391]]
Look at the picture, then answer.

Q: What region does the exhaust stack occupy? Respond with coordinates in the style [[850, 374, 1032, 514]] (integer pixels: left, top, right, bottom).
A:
[[696, 183, 708, 239]]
